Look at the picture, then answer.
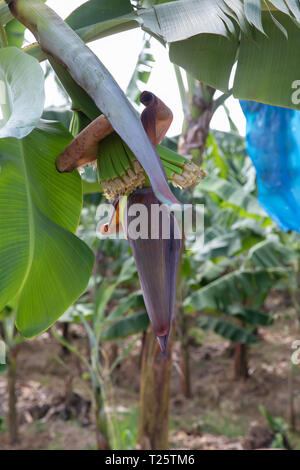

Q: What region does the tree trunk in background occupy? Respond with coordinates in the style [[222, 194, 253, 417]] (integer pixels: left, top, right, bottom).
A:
[[95, 386, 110, 450], [139, 330, 147, 371], [137, 328, 173, 450], [234, 343, 249, 380], [178, 82, 215, 163], [176, 82, 215, 397], [180, 341, 191, 399], [7, 346, 19, 445], [61, 322, 70, 357], [287, 364, 296, 431], [178, 311, 192, 398], [107, 343, 119, 371]]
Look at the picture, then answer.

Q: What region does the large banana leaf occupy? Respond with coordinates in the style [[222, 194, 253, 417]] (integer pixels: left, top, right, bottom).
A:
[[0, 121, 94, 337], [197, 315, 257, 344], [234, 12, 300, 107], [185, 268, 286, 312], [138, 0, 239, 41], [193, 227, 243, 259], [0, 47, 44, 139], [101, 312, 149, 340], [195, 175, 267, 218], [170, 32, 238, 93], [66, 0, 138, 43], [245, 239, 296, 268], [170, 8, 300, 108], [24, 0, 140, 62], [66, 0, 133, 29], [226, 304, 272, 326]]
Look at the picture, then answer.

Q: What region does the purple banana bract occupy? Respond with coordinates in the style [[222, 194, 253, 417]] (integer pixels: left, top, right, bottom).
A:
[[125, 187, 182, 353]]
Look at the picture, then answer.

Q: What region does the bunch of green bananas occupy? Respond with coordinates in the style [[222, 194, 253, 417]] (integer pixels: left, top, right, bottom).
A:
[[97, 132, 205, 201]]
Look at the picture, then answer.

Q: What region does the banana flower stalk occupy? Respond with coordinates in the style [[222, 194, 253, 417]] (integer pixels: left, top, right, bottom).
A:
[[57, 92, 204, 352]]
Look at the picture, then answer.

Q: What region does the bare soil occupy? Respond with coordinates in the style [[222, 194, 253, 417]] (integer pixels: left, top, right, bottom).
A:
[[0, 291, 300, 450]]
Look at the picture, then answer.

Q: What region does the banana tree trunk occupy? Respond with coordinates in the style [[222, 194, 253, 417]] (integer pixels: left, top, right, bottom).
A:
[[94, 386, 110, 450], [7, 346, 19, 445], [287, 363, 296, 431], [234, 343, 249, 380], [137, 328, 173, 450], [178, 81, 215, 162], [180, 341, 192, 399]]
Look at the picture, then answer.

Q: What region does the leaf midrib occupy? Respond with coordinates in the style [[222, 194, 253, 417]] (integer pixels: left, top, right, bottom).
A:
[[16, 139, 35, 299]]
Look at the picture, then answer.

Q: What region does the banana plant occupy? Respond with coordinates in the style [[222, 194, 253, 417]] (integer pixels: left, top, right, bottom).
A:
[[0, 0, 209, 346], [177, 123, 292, 385], [0, 0, 298, 341], [184, 244, 290, 379], [0, 307, 23, 445], [52, 258, 149, 450], [185, 232, 295, 379], [247, 235, 300, 428], [55, 86, 206, 352], [260, 406, 292, 449]]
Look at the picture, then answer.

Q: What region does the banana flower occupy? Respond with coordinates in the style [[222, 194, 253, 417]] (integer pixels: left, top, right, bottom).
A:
[[57, 92, 205, 352]]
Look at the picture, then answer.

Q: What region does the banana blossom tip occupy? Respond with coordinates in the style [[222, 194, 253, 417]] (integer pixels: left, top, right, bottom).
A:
[[126, 187, 182, 352]]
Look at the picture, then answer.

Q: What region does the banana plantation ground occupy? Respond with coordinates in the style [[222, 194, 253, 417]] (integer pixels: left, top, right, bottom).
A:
[[1, 290, 299, 451]]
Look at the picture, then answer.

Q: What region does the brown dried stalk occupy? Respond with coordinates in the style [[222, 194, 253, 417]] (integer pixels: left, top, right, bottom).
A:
[[56, 115, 113, 173]]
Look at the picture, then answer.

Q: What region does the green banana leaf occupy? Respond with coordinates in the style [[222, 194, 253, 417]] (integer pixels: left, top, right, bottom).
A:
[[234, 11, 300, 108], [0, 47, 44, 139], [226, 304, 272, 326], [196, 175, 267, 218], [185, 268, 286, 312], [101, 312, 149, 340], [170, 32, 238, 93], [0, 121, 94, 337], [245, 239, 297, 268], [197, 315, 257, 344], [42, 106, 73, 129], [170, 9, 300, 108], [0, 1, 13, 25]]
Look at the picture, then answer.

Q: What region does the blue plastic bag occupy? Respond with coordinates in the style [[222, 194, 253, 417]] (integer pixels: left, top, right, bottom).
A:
[[240, 101, 300, 232]]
